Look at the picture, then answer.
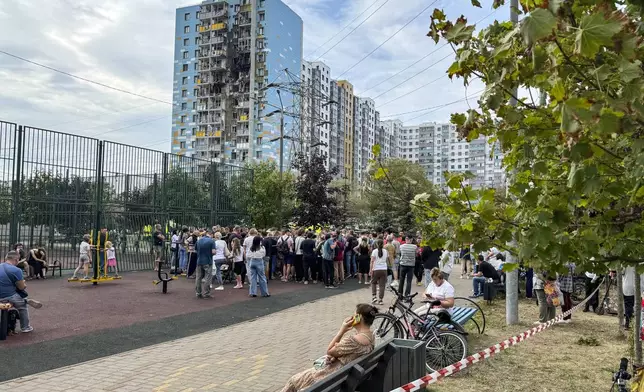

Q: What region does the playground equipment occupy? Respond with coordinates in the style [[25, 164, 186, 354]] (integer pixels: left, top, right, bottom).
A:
[[153, 262, 177, 294], [68, 229, 122, 285]]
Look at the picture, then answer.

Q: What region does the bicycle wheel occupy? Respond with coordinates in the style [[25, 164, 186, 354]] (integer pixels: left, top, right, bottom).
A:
[[424, 330, 468, 372], [371, 313, 405, 344]]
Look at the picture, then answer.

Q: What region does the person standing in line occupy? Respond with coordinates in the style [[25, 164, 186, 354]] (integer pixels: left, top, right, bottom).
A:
[[178, 226, 189, 275], [231, 237, 246, 288], [170, 229, 179, 272], [247, 236, 270, 297], [387, 234, 401, 282], [294, 229, 305, 283], [583, 271, 601, 312], [370, 239, 388, 305], [621, 266, 644, 330], [152, 224, 165, 272], [414, 243, 424, 286], [354, 237, 371, 285], [71, 234, 92, 280], [322, 233, 337, 289], [398, 235, 417, 298], [277, 229, 294, 282], [186, 230, 198, 278], [557, 263, 575, 324], [195, 230, 216, 299], [315, 233, 326, 284], [261, 231, 273, 279], [383, 236, 396, 285], [301, 232, 318, 284], [421, 245, 440, 288], [333, 232, 346, 285], [243, 228, 258, 285], [439, 249, 454, 281], [344, 230, 357, 279], [212, 232, 231, 291]]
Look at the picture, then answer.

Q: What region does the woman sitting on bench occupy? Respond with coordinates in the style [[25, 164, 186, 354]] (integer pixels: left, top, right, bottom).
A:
[[280, 304, 378, 392], [415, 268, 455, 317]]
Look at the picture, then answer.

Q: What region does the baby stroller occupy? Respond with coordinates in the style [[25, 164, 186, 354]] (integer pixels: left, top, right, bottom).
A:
[[220, 260, 235, 284]]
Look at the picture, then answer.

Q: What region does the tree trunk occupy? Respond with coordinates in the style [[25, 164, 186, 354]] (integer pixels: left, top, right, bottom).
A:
[[617, 266, 624, 331], [635, 273, 642, 364]]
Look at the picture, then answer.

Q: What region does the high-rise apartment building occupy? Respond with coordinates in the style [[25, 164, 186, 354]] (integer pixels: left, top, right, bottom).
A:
[[379, 119, 402, 159], [337, 80, 354, 182], [397, 121, 504, 189], [171, 0, 303, 168], [353, 96, 378, 185], [301, 60, 332, 167]]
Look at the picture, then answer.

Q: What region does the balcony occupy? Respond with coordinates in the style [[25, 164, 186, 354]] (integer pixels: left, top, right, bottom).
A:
[[199, 9, 227, 20]]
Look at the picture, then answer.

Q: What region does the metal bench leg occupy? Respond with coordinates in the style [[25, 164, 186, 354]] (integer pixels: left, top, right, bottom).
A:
[[0, 310, 8, 341], [162, 281, 168, 294]]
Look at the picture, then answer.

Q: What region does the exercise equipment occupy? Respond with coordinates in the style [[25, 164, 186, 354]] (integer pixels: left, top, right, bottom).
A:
[[153, 262, 177, 294], [68, 230, 122, 284]]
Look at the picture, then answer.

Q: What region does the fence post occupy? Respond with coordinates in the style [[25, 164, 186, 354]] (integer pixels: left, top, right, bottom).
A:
[[210, 162, 218, 226], [162, 153, 168, 228], [9, 125, 23, 246], [93, 140, 105, 286]]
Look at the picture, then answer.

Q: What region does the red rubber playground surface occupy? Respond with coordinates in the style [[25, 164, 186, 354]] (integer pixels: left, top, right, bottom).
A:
[[2, 271, 310, 348]]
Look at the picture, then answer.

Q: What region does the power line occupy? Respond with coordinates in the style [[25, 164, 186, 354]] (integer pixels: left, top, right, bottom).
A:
[[0, 50, 174, 106], [399, 91, 484, 123], [307, 0, 382, 57], [314, 0, 392, 62], [335, 0, 438, 79], [363, 8, 499, 99]]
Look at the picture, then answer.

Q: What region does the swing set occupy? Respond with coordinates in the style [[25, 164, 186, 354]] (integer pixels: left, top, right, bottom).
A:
[[67, 230, 122, 285]]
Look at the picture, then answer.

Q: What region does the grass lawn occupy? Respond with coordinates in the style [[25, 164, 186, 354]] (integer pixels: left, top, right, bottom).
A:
[[427, 297, 628, 392]]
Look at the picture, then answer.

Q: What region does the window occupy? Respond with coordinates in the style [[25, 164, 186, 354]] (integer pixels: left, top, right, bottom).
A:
[[182, 64, 188, 72], [193, 88, 199, 96], [194, 63, 198, 71], [181, 89, 187, 97], [180, 128, 186, 136], [183, 38, 189, 46], [182, 51, 189, 59], [193, 102, 197, 110], [184, 26, 190, 33], [192, 115, 198, 122], [181, 102, 187, 110], [193, 76, 198, 83], [182, 76, 188, 85], [195, 49, 200, 57], [184, 13, 191, 21], [180, 141, 186, 149], [195, 37, 201, 45], [180, 115, 187, 123]]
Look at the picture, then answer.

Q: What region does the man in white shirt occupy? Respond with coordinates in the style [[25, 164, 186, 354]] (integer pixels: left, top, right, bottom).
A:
[[622, 266, 644, 330], [440, 250, 454, 281]]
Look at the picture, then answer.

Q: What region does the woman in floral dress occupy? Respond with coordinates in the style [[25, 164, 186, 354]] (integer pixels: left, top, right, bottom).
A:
[[281, 304, 378, 392]]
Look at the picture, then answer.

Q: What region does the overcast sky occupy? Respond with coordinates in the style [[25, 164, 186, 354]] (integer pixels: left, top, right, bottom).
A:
[[0, 0, 509, 152]]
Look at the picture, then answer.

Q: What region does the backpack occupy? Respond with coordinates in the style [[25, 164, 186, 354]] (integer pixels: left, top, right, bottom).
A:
[[277, 236, 290, 259]]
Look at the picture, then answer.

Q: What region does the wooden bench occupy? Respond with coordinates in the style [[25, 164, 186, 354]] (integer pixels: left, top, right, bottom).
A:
[[0, 303, 12, 341], [304, 339, 416, 392]]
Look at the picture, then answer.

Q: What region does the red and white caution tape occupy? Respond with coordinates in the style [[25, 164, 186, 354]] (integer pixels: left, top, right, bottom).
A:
[[390, 281, 604, 392]]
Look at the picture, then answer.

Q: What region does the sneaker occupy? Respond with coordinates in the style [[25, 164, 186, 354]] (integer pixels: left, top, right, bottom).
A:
[[313, 280, 317, 284], [250, 294, 257, 297], [209, 284, 213, 289], [416, 282, 423, 286], [21, 326, 34, 333], [364, 281, 370, 285], [196, 294, 203, 298], [377, 300, 384, 305], [325, 286, 331, 289], [262, 294, 271, 298], [372, 297, 378, 304], [215, 286, 224, 291], [330, 285, 338, 289], [560, 319, 571, 324], [234, 284, 243, 289], [468, 295, 479, 299], [304, 281, 309, 285], [533, 321, 542, 325], [69, 276, 78, 281], [26, 299, 42, 309]]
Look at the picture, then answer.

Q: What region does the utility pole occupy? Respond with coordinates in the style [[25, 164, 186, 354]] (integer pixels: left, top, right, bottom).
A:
[[278, 89, 284, 180], [505, 0, 520, 325]]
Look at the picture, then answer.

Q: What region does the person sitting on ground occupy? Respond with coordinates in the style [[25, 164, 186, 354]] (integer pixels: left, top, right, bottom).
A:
[[415, 268, 455, 317], [470, 254, 500, 298], [280, 304, 377, 392], [0, 251, 43, 333]]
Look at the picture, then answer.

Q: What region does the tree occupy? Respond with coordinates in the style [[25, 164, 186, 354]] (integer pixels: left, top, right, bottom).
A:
[[410, 1, 644, 276], [291, 152, 344, 227], [231, 161, 295, 229], [365, 157, 437, 232]]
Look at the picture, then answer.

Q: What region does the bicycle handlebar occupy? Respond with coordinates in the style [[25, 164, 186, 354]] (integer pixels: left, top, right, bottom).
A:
[[388, 284, 418, 301]]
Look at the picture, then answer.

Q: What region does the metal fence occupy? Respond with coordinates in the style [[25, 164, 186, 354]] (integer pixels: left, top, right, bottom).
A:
[[0, 121, 252, 272]]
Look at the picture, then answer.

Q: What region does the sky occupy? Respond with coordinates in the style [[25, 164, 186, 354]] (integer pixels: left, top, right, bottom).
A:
[[0, 0, 510, 153]]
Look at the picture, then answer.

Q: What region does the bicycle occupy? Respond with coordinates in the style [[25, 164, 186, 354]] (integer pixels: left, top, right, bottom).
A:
[[370, 285, 468, 372]]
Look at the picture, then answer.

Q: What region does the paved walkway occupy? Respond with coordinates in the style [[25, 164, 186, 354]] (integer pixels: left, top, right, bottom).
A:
[[2, 267, 474, 392]]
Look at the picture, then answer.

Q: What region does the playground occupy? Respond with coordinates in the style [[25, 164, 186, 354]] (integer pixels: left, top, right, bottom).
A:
[[0, 272, 362, 382]]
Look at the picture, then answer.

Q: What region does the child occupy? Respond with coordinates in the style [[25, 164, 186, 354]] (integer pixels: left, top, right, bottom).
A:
[[231, 237, 246, 289], [71, 234, 91, 280], [105, 241, 119, 277]]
